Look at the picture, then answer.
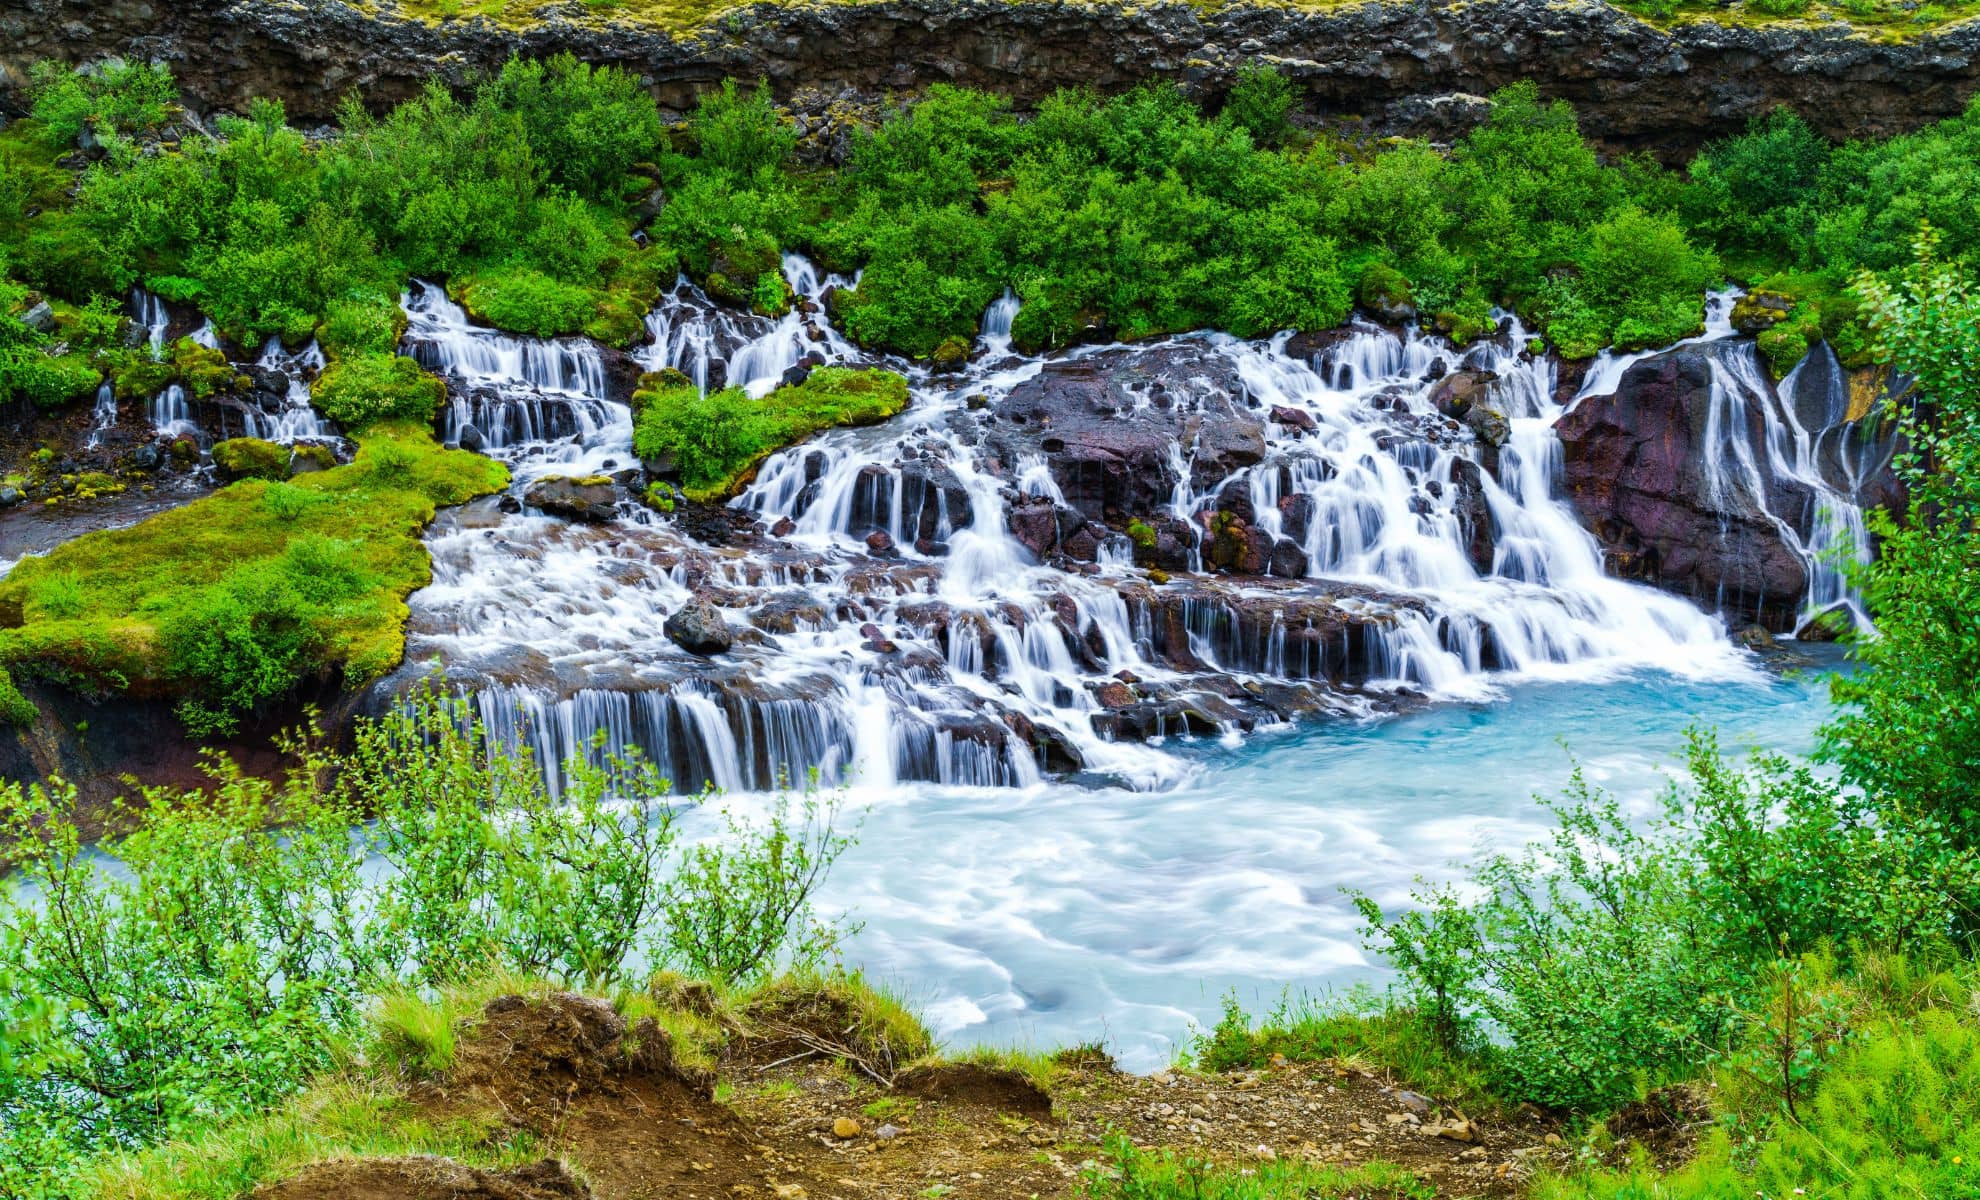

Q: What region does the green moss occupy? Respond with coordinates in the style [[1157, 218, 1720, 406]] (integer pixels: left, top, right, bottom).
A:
[[1126, 519, 1157, 549], [0, 424, 507, 730], [107, 338, 243, 403], [312, 354, 447, 431], [0, 665, 38, 725], [456, 267, 598, 338], [210, 438, 290, 482], [1356, 261, 1414, 316], [634, 367, 909, 502]]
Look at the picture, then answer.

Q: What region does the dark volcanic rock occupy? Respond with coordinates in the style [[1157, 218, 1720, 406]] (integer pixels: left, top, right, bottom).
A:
[[991, 343, 1263, 527], [1555, 343, 1839, 628], [7, 0, 1980, 163], [664, 595, 734, 655]]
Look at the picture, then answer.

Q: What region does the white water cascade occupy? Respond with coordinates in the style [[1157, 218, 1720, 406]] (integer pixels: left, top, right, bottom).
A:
[[83, 382, 118, 448], [385, 256, 1790, 798], [239, 338, 334, 443]]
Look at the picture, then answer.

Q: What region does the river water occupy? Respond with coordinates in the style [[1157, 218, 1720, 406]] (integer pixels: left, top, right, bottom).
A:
[[683, 649, 1841, 1070]]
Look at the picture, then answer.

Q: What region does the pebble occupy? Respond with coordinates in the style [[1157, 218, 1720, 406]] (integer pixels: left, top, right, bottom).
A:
[[832, 1116, 861, 1139]]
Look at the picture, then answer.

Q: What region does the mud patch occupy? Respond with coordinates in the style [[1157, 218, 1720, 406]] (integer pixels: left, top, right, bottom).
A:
[[253, 1156, 589, 1200], [896, 1062, 1054, 1118]]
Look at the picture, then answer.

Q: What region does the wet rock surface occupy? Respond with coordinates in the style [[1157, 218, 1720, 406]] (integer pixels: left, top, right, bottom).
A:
[[1557, 339, 1900, 630], [5, 0, 1978, 158]]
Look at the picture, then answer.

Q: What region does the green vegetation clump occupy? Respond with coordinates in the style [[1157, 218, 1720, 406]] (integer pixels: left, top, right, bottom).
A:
[[210, 437, 291, 481], [1080, 1137, 1434, 1199], [28, 59, 176, 147], [634, 367, 909, 500], [0, 688, 861, 1194], [311, 353, 448, 430], [0, 425, 506, 733]]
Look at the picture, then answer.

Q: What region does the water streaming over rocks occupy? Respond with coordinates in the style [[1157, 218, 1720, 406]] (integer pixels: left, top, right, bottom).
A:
[[372, 256, 1891, 796]]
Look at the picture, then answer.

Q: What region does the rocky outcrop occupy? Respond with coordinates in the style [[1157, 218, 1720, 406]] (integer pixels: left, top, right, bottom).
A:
[[1556, 340, 1900, 629], [6, 0, 1979, 156], [989, 342, 1265, 528]]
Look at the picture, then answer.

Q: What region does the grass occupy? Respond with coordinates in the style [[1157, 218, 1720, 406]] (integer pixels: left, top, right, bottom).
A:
[[77, 1081, 543, 1200], [1078, 1136, 1437, 1200], [1195, 990, 1501, 1113], [0, 423, 508, 715], [633, 367, 909, 502], [736, 968, 936, 1071]]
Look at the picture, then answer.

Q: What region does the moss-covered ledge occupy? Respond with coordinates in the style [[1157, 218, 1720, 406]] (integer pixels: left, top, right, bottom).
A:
[[0, 424, 509, 734]]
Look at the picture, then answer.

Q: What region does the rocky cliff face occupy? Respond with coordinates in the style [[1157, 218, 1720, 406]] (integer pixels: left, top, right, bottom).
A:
[[5, 0, 1979, 153]]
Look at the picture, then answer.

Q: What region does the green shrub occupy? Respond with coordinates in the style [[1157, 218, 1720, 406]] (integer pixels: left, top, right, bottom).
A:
[[318, 291, 404, 357], [1353, 731, 1978, 1111], [634, 367, 909, 500], [686, 78, 800, 180], [311, 353, 446, 430], [0, 347, 100, 408], [1222, 64, 1297, 146], [0, 684, 862, 1186], [480, 53, 661, 200], [457, 266, 597, 337], [28, 60, 176, 146]]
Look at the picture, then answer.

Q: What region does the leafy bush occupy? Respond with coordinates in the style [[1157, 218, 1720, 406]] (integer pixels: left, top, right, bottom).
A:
[[685, 78, 799, 180], [634, 367, 909, 500], [457, 266, 597, 337], [1353, 731, 1978, 1111], [28, 60, 176, 146], [311, 353, 446, 429], [0, 686, 862, 1188], [480, 53, 661, 199], [1222, 64, 1296, 146], [1827, 230, 1980, 854]]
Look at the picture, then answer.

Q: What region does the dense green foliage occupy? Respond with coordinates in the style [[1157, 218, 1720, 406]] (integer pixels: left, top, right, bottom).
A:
[[9, 56, 668, 353], [0, 425, 506, 733], [633, 367, 910, 500], [1353, 734, 1977, 1111], [0, 690, 858, 1194], [309, 352, 447, 429], [1825, 231, 1980, 844]]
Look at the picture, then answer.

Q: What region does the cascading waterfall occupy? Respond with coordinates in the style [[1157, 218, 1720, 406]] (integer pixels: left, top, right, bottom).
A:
[[241, 338, 334, 443], [83, 382, 117, 448], [1699, 341, 1878, 630], [149, 384, 196, 438], [392, 256, 1805, 798]]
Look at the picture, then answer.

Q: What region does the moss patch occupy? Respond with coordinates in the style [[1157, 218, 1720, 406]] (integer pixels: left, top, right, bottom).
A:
[[634, 367, 909, 502], [0, 424, 508, 731]]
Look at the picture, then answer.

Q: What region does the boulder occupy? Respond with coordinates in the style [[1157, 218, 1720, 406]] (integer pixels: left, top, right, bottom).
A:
[[210, 437, 288, 481], [989, 343, 1264, 525], [525, 474, 618, 522], [1429, 369, 1497, 419], [1557, 344, 1812, 628], [287, 442, 337, 475], [18, 302, 55, 335], [664, 595, 733, 655]]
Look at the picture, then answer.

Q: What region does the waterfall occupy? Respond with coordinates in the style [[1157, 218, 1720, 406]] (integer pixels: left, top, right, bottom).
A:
[[84, 382, 117, 448], [150, 384, 196, 438], [393, 261, 1790, 798], [1699, 341, 1878, 631], [131, 288, 170, 355], [241, 338, 333, 443]]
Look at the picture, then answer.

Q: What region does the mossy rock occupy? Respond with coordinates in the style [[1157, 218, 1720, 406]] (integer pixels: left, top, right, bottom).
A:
[[634, 367, 909, 502], [1356, 262, 1416, 325], [288, 443, 339, 475], [929, 336, 971, 372], [211, 438, 290, 482], [1732, 289, 1796, 335]]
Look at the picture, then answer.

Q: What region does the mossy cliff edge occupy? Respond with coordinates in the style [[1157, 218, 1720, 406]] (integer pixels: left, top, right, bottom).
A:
[[4, 0, 1979, 155]]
